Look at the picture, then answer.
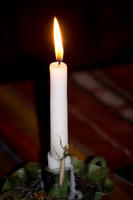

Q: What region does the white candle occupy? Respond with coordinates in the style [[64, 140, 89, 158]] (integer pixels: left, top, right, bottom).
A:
[[50, 61, 68, 160], [48, 17, 69, 169]]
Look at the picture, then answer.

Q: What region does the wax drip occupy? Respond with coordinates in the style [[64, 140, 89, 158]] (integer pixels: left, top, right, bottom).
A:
[[68, 168, 83, 200]]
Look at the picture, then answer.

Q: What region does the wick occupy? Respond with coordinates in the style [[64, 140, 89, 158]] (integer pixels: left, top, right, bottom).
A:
[[58, 61, 61, 65]]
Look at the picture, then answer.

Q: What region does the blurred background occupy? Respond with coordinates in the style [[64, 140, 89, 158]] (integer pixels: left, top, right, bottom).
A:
[[1, 0, 133, 72], [0, 0, 133, 196]]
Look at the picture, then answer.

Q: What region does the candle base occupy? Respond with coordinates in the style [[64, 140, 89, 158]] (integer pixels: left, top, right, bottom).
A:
[[0, 157, 114, 200], [47, 152, 83, 199], [47, 151, 73, 171], [45, 167, 71, 199]]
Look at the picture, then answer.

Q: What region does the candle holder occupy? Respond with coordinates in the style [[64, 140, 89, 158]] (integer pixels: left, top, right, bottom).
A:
[[0, 156, 114, 200]]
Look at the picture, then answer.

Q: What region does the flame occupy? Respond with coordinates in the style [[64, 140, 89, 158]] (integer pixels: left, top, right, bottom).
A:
[[54, 17, 63, 62]]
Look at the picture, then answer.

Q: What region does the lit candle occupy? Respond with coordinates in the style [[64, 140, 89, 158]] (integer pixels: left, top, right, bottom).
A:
[[48, 17, 68, 169]]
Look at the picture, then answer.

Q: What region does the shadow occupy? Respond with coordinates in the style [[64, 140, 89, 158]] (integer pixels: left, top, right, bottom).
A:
[[33, 58, 50, 165]]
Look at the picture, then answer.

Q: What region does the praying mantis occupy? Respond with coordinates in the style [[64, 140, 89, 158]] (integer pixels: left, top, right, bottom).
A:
[[55, 135, 74, 187]]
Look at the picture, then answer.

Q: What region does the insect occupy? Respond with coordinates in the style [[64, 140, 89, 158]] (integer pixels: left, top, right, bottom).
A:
[[57, 135, 74, 187]]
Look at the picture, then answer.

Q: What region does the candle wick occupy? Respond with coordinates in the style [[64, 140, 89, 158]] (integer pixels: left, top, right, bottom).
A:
[[58, 61, 61, 65]]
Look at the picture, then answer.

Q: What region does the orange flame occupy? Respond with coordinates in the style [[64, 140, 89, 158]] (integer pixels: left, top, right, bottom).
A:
[[54, 17, 63, 62]]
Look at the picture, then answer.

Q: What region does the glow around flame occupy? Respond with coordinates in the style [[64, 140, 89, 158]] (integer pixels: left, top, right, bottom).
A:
[[54, 17, 63, 62]]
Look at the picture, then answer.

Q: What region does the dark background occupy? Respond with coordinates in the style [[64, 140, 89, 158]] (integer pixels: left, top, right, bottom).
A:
[[1, 0, 133, 82]]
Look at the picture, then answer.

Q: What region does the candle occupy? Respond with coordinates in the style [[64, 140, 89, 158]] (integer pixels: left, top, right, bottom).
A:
[[47, 18, 82, 199], [48, 17, 68, 168], [50, 62, 68, 160]]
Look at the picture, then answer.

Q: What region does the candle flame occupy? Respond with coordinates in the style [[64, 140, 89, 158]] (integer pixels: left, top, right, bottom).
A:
[[54, 17, 63, 62]]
